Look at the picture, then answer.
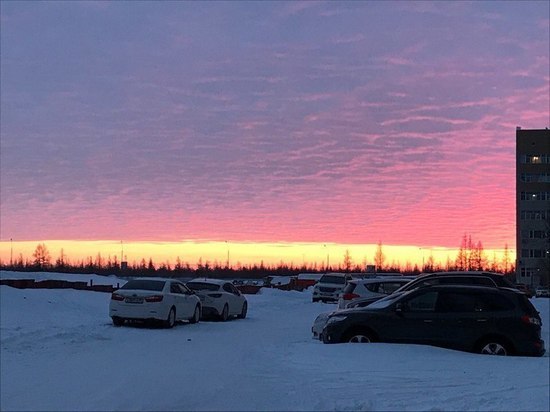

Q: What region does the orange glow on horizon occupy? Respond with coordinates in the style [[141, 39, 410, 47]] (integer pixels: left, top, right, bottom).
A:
[[0, 239, 516, 271]]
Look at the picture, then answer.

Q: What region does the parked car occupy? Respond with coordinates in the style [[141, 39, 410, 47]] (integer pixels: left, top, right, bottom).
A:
[[338, 277, 414, 309], [109, 278, 201, 328], [535, 287, 550, 298], [186, 278, 248, 321], [320, 285, 545, 356], [351, 271, 515, 308], [312, 273, 353, 303]]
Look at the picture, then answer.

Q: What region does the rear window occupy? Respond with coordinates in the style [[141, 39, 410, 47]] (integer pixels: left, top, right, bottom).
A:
[[342, 283, 356, 294], [379, 282, 407, 294], [319, 275, 346, 284], [516, 294, 540, 316], [187, 282, 220, 292], [121, 280, 165, 291]]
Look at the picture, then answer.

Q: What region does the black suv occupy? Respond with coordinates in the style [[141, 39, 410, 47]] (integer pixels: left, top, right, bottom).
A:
[[345, 271, 515, 309], [321, 285, 545, 357]]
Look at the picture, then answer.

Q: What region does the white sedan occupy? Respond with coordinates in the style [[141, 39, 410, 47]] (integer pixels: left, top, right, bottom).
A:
[[109, 278, 201, 328], [186, 278, 247, 321]]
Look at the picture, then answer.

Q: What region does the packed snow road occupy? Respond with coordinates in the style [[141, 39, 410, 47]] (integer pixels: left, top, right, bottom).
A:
[[1, 273, 549, 411]]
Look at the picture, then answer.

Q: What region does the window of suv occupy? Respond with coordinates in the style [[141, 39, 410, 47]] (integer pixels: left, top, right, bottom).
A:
[[404, 291, 438, 312], [474, 293, 515, 312], [436, 292, 476, 312], [319, 275, 346, 284]]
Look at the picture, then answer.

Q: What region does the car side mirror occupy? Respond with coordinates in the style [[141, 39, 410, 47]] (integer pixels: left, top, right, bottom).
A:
[[395, 303, 404, 313]]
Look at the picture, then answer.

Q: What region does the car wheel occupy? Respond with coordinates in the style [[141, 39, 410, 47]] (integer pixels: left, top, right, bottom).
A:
[[237, 302, 247, 319], [165, 307, 176, 328], [312, 298, 319, 303], [220, 304, 229, 321], [478, 339, 510, 356], [189, 305, 200, 324], [345, 329, 375, 343], [112, 316, 124, 327]]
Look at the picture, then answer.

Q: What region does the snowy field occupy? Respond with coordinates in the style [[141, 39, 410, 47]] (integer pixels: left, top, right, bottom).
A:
[[1, 271, 549, 412]]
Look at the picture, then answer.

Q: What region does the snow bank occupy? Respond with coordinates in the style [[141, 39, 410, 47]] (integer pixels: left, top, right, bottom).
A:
[[1, 273, 549, 411]]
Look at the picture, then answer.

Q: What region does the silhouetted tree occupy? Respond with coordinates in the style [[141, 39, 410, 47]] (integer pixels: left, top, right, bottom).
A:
[[32, 243, 51, 268], [343, 249, 352, 272], [374, 241, 385, 271]]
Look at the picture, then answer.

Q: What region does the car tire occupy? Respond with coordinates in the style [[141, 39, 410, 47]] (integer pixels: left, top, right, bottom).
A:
[[344, 329, 376, 344], [477, 338, 511, 356], [165, 307, 176, 328], [112, 316, 124, 327], [220, 304, 229, 322], [237, 302, 247, 319], [189, 305, 200, 324], [312, 298, 319, 303]]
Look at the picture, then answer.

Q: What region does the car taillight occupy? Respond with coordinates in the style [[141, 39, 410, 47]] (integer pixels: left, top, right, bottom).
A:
[[111, 293, 125, 301], [343, 293, 360, 300], [521, 315, 541, 326], [145, 295, 164, 303], [208, 293, 222, 298]]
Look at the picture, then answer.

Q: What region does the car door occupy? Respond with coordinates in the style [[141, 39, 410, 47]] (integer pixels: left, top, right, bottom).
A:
[[178, 282, 197, 318], [228, 283, 245, 314], [222, 283, 239, 315], [169, 282, 186, 320], [433, 291, 479, 350], [383, 290, 440, 345]]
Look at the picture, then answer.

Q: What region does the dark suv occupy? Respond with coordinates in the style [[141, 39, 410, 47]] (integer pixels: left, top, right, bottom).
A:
[[321, 285, 545, 356]]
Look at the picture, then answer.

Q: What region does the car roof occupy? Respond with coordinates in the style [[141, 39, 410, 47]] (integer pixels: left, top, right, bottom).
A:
[[351, 277, 411, 284], [418, 284, 520, 294], [125, 277, 175, 282], [188, 278, 228, 285], [421, 271, 504, 277]]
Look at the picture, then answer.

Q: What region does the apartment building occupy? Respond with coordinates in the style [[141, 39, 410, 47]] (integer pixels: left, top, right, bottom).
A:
[[516, 128, 550, 287]]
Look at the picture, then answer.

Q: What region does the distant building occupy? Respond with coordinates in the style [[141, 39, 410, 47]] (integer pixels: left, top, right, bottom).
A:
[[515, 128, 550, 287]]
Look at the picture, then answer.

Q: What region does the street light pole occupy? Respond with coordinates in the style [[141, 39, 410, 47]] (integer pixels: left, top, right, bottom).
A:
[[225, 241, 230, 269], [10, 238, 13, 266]]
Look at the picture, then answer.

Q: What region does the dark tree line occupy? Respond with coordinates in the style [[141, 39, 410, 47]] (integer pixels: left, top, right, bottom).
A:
[[0, 237, 517, 280]]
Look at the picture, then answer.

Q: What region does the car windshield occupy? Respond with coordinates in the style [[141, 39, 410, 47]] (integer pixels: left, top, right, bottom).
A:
[[120, 279, 165, 291], [319, 275, 346, 284], [186, 282, 220, 292], [367, 290, 410, 309]]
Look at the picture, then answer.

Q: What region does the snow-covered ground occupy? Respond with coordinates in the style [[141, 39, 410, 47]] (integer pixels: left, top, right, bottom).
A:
[[1, 271, 549, 411]]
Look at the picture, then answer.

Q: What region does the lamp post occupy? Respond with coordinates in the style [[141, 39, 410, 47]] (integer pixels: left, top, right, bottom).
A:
[[324, 244, 330, 272], [225, 241, 230, 269]]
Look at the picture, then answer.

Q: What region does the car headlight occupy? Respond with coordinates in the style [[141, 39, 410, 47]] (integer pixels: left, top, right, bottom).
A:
[[325, 315, 348, 325]]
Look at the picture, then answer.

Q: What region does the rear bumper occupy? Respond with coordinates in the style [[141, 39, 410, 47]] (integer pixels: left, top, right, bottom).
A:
[[109, 302, 168, 321], [201, 306, 221, 317]]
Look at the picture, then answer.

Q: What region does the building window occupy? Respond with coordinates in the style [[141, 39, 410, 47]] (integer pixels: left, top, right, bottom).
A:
[[520, 173, 550, 183], [521, 192, 549, 201], [520, 154, 549, 164], [529, 230, 548, 239], [520, 268, 537, 276], [520, 210, 548, 220], [521, 249, 547, 258]]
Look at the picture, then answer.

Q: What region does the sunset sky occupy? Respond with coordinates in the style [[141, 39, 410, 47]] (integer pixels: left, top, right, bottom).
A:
[[0, 1, 548, 267]]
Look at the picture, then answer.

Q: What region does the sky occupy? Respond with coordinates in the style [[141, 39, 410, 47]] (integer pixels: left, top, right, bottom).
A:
[[0, 1, 549, 266]]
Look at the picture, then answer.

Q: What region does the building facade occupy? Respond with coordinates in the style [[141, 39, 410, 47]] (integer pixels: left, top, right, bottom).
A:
[[515, 128, 550, 287]]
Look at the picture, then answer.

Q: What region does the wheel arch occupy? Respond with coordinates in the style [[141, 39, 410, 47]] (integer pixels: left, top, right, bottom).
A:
[[341, 325, 379, 343], [473, 333, 516, 355]]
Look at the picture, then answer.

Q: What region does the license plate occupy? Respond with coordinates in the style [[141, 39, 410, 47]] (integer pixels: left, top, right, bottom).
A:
[[125, 297, 144, 304]]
